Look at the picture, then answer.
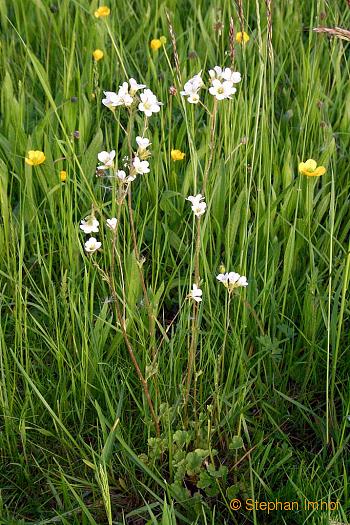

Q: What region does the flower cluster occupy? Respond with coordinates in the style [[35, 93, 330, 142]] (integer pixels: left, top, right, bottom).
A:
[[98, 77, 159, 184], [188, 271, 248, 304], [102, 79, 162, 116], [216, 272, 248, 292], [96, 134, 152, 183], [180, 66, 241, 104], [180, 72, 204, 104], [80, 215, 118, 253], [208, 66, 241, 100], [80, 215, 101, 254]]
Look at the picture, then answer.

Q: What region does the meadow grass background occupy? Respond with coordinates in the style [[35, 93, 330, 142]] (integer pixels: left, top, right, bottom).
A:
[[0, 0, 350, 523]]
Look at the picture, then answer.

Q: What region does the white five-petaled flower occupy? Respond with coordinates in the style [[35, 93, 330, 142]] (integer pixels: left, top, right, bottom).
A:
[[138, 89, 162, 117], [216, 272, 248, 291], [136, 136, 151, 151], [97, 150, 116, 170], [186, 194, 207, 218], [129, 78, 146, 96], [102, 91, 121, 109], [209, 79, 237, 100], [189, 283, 203, 303], [106, 218, 118, 231], [180, 72, 203, 104], [133, 156, 150, 175], [186, 194, 207, 217], [84, 237, 101, 253], [80, 217, 99, 234], [116, 169, 137, 183]]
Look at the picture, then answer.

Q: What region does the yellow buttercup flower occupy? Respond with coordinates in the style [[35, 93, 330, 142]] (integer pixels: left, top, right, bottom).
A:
[[236, 31, 250, 44], [171, 149, 185, 161], [299, 159, 326, 177], [150, 39, 162, 51], [59, 170, 67, 182], [94, 6, 110, 18], [25, 150, 46, 166], [93, 49, 104, 61]]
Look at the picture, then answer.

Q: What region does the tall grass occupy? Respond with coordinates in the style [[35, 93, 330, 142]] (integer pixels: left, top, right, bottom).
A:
[[0, 1, 349, 523]]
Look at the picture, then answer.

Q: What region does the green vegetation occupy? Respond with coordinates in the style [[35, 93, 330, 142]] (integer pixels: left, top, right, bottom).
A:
[[0, 1, 349, 523]]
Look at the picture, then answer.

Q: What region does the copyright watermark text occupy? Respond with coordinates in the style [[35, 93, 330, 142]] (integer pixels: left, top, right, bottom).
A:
[[229, 498, 340, 514]]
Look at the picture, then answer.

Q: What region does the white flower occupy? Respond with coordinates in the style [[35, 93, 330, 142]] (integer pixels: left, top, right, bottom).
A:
[[133, 156, 150, 175], [106, 218, 118, 231], [182, 72, 203, 92], [97, 150, 116, 170], [102, 91, 122, 109], [186, 194, 204, 204], [129, 78, 146, 96], [117, 82, 134, 107], [136, 136, 151, 151], [209, 67, 241, 84], [216, 272, 248, 291], [102, 80, 141, 109], [80, 217, 99, 234], [138, 89, 162, 117], [186, 194, 207, 217], [209, 79, 236, 100], [222, 68, 241, 84], [116, 169, 136, 183], [189, 283, 202, 303], [208, 66, 223, 80], [180, 72, 203, 104], [84, 237, 101, 253], [187, 92, 200, 104]]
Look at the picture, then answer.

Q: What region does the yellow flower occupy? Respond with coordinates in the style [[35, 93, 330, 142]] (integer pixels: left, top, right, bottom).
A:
[[94, 6, 110, 18], [171, 149, 185, 161], [59, 170, 67, 182], [93, 49, 104, 61], [236, 31, 250, 44], [299, 159, 326, 177], [25, 150, 46, 166], [150, 39, 162, 51], [219, 263, 226, 274]]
